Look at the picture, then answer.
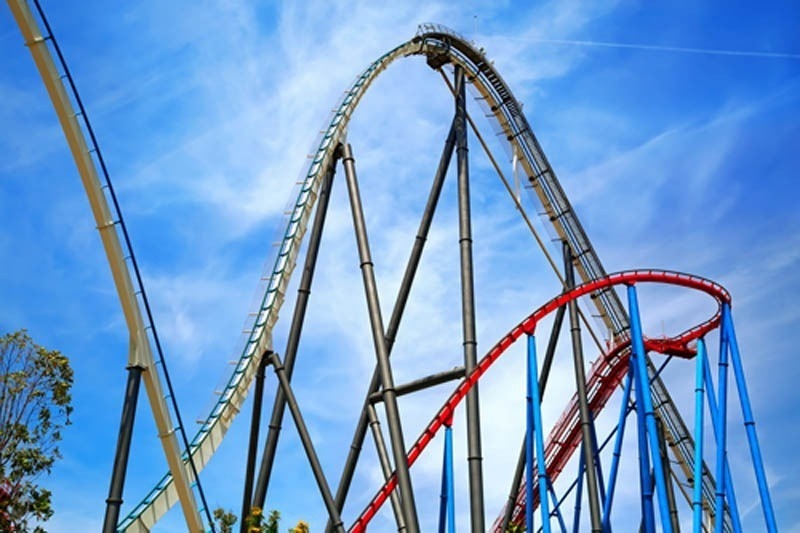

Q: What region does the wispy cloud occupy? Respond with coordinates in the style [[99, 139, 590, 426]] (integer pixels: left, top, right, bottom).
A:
[[1, 0, 797, 530]]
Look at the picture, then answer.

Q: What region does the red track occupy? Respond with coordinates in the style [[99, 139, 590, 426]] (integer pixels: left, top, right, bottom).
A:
[[349, 270, 730, 532]]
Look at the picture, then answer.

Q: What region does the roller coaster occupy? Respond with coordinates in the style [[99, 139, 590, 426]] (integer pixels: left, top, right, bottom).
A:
[[6, 2, 779, 532]]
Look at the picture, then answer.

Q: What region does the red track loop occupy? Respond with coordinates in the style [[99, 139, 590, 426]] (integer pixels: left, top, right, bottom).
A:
[[349, 270, 730, 532]]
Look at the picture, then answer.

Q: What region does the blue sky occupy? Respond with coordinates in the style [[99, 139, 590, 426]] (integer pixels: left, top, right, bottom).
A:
[[1, 0, 798, 531]]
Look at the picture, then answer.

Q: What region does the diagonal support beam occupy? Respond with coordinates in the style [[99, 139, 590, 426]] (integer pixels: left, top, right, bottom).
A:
[[342, 142, 420, 532], [268, 351, 345, 532], [252, 158, 338, 511], [330, 120, 457, 530]]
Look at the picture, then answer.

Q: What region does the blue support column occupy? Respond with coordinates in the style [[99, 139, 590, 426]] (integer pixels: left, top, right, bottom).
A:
[[723, 306, 777, 532], [547, 478, 568, 533], [714, 307, 731, 533], [438, 422, 456, 533], [633, 353, 655, 533], [572, 446, 585, 533], [589, 412, 606, 505], [526, 335, 535, 533], [692, 338, 707, 533], [602, 362, 634, 529], [439, 430, 448, 533], [528, 335, 552, 533], [439, 421, 456, 533], [702, 345, 743, 532], [445, 424, 455, 533], [627, 284, 673, 533]]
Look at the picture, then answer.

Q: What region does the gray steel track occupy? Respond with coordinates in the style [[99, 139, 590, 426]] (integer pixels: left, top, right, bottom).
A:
[[122, 23, 727, 531]]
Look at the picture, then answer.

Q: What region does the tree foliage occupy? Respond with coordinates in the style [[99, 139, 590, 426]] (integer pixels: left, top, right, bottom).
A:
[[214, 507, 309, 533], [0, 330, 73, 531], [213, 507, 237, 533]]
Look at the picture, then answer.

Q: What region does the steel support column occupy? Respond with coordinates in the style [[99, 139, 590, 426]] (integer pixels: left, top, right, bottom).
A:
[[634, 352, 656, 531], [367, 404, 407, 531], [331, 123, 456, 528], [565, 243, 603, 532], [693, 339, 707, 533], [627, 285, 673, 533], [602, 362, 634, 529], [572, 445, 585, 533], [438, 420, 456, 533], [341, 143, 420, 532], [241, 352, 269, 532], [702, 350, 743, 532], [103, 365, 143, 533], [526, 334, 552, 533], [715, 308, 731, 533], [502, 290, 567, 532], [723, 306, 777, 531], [454, 64, 486, 533], [268, 352, 344, 532], [253, 160, 338, 509]]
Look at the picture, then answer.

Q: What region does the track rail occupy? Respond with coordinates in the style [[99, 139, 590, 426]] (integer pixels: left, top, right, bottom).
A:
[[13, 20, 717, 529], [349, 269, 730, 532], [5, 1, 209, 530], [496, 332, 721, 528]]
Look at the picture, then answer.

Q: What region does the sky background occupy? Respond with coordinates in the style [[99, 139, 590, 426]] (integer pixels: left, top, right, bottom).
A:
[[1, 0, 798, 531]]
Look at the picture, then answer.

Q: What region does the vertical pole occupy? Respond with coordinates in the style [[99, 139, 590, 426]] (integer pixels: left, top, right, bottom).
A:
[[342, 143, 420, 532], [501, 301, 567, 532], [445, 422, 456, 533], [565, 243, 602, 532], [634, 352, 655, 532], [241, 353, 269, 531], [528, 335, 552, 533], [602, 362, 634, 529], [331, 124, 456, 525], [253, 163, 337, 508], [439, 431, 448, 533], [589, 413, 607, 504], [723, 305, 777, 531], [714, 307, 730, 533], [268, 352, 344, 532], [454, 65, 485, 532], [103, 365, 143, 533], [702, 350, 743, 532], [692, 338, 707, 533], [572, 445, 585, 533], [526, 341, 535, 533], [627, 284, 673, 533]]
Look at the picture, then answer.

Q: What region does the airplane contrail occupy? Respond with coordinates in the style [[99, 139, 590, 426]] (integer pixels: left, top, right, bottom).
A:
[[526, 37, 800, 60]]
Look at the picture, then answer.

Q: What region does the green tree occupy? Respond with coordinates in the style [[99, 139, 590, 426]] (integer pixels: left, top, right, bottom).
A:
[[0, 330, 73, 531]]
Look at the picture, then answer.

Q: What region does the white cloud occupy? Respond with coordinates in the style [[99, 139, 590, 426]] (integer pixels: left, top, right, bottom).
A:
[[1, 0, 796, 530]]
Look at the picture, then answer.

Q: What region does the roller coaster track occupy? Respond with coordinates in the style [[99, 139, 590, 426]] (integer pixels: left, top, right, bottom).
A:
[[350, 269, 731, 532], [493, 293, 731, 531], [8, 5, 733, 528]]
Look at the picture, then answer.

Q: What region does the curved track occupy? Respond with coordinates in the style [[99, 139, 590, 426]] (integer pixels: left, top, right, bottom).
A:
[[349, 269, 729, 531], [118, 24, 722, 530], [5, 5, 728, 527]]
